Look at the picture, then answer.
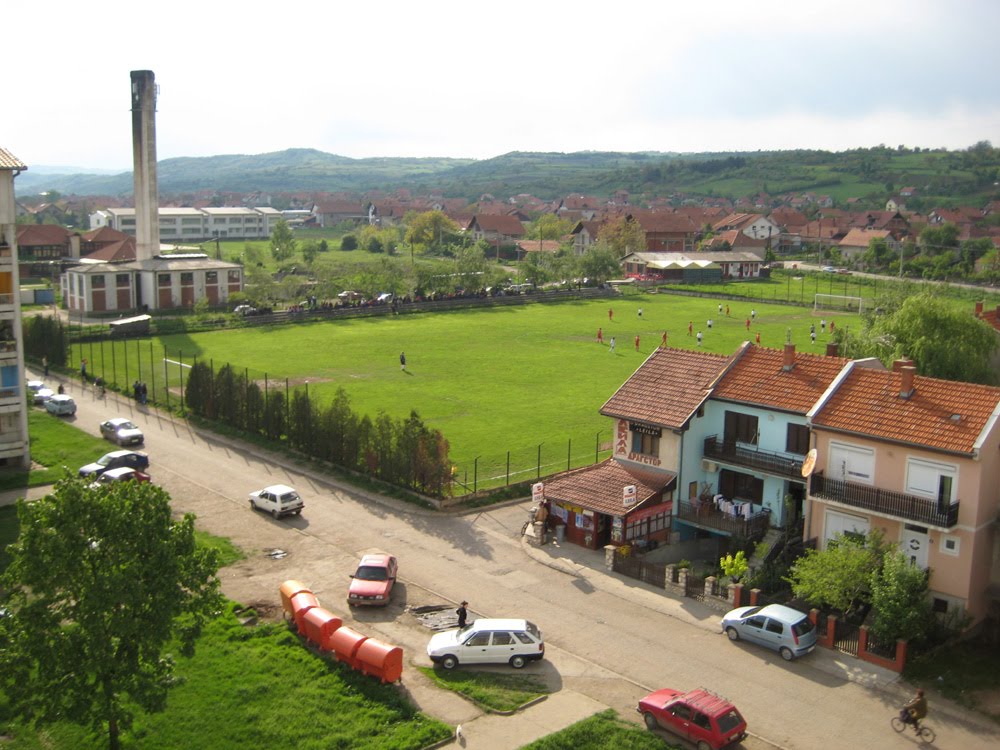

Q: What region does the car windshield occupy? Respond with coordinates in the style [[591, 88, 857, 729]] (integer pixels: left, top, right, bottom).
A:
[[717, 709, 743, 733], [354, 565, 388, 581], [738, 606, 763, 619], [117, 421, 138, 430], [97, 454, 114, 466], [278, 492, 299, 504]]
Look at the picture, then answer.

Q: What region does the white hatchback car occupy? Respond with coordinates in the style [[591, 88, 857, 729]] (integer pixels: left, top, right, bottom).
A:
[[427, 618, 544, 670], [45, 394, 77, 416], [249, 484, 304, 519], [721, 604, 817, 661]]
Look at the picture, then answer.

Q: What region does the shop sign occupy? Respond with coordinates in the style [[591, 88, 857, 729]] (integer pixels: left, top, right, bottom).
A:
[[532, 482, 545, 503], [623, 484, 637, 508], [627, 452, 662, 466], [629, 421, 662, 437], [616, 419, 629, 455]]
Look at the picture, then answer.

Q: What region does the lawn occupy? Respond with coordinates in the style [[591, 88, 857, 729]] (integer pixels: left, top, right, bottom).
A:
[[66, 291, 860, 488], [0, 604, 452, 750], [522, 709, 677, 750], [416, 666, 550, 712]]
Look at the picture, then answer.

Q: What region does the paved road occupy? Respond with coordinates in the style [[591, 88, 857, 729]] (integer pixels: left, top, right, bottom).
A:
[[17, 371, 1000, 750]]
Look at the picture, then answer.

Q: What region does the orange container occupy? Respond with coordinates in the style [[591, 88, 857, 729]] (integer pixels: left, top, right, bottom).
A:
[[328, 625, 368, 668], [279, 580, 312, 619], [356, 638, 404, 683], [289, 591, 319, 632], [301, 607, 343, 650]]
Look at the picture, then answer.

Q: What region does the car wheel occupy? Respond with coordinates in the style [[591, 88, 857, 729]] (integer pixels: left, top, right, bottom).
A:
[[779, 647, 794, 661], [643, 712, 658, 731], [271, 510, 279, 519], [441, 655, 458, 670], [509, 655, 527, 669], [249, 500, 256, 511], [725, 627, 740, 641], [697, 742, 712, 750]]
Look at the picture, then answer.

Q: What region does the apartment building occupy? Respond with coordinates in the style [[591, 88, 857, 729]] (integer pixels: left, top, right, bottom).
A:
[[91, 206, 283, 242]]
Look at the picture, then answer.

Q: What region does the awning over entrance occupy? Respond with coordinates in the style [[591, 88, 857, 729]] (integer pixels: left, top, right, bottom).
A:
[[543, 458, 675, 517]]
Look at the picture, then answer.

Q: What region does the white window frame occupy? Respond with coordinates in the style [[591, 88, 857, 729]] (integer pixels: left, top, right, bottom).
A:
[[828, 441, 875, 485], [940, 535, 960, 557], [904, 457, 958, 502]]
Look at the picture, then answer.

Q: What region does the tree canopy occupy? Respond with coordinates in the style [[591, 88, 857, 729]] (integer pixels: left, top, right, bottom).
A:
[[596, 215, 646, 257], [269, 219, 297, 261], [785, 531, 889, 616], [0, 478, 223, 750], [836, 291, 998, 384]]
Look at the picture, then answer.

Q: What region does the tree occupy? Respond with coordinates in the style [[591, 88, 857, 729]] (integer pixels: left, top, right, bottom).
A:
[[301, 240, 320, 266], [405, 210, 459, 250], [869, 550, 933, 642], [840, 292, 999, 384], [576, 243, 621, 283], [597, 215, 646, 257], [526, 214, 573, 241], [0, 479, 222, 750], [269, 219, 297, 262], [786, 531, 888, 616], [341, 234, 358, 251]]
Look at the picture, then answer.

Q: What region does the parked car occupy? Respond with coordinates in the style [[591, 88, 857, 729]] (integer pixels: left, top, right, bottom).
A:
[[100, 418, 144, 446], [427, 618, 544, 670], [79, 450, 150, 478], [93, 466, 152, 485], [348, 553, 398, 606], [248, 484, 304, 519], [836, 268, 852, 275], [233, 304, 257, 316], [720, 603, 817, 661], [26, 380, 54, 404], [45, 394, 76, 416], [821, 265, 836, 273], [637, 687, 748, 750]]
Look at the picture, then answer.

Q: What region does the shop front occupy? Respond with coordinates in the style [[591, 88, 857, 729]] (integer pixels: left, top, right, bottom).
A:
[[542, 458, 675, 552]]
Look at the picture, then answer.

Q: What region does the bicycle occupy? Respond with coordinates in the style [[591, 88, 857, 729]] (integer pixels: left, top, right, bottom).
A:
[[890, 713, 935, 743]]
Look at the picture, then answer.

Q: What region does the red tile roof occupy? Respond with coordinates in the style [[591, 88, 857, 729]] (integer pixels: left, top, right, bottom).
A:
[[712, 345, 851, 414], [16, 224, 72, 246], [811, 366, 1000, 454], [0, 148, 26, 170], [82, 238, 136, 262], [601, 347, 735, 428], [469, 214, 525, 236], [82, 226, 130, 243], [544, 459, 675, 515]]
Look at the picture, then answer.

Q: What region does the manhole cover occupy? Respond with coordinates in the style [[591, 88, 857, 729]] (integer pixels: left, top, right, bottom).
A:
[[265, 548, 288, 559]]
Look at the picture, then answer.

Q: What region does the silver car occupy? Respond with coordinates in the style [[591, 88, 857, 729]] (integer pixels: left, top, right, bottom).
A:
[[100, 418, 144, 446], [721, 604, 817, 661]]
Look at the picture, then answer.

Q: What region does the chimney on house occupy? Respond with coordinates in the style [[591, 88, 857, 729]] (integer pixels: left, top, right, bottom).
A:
[[130, 70, 159, 263], [782, 343, 796, 371], [892, 358, 914, 372], [975, 301, 984, 317], [899, 366, 916, 398], [825, 342, 839, 357]]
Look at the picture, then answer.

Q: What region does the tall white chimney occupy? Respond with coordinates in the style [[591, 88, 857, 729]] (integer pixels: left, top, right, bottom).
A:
[[131, 70, 159, 262]]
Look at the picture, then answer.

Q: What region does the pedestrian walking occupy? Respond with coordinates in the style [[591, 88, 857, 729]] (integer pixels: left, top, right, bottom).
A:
[[661, 330, 668, 347], [707, 318, 713, 330], [608, 307, 614, 321], [755, 331, 760, 345], [81, 358, 88, 383], [42, 355, 48, 377], [811, 330, 816, 343], [634, 334, 640, 352], [637, 307, 643, 319], [597, 327, 604, 344], [810, 323, 816, 335], [725, 304, 730, 317], [696, 331, 703, 346], [746, 318, 751, 331], [751, 309, 756, 321], [609, 336, 616, 353], [718, 303, 723, 314], [400, 351, 406, 371], [688, 321, 693, 336], [140, 382, 148, 405], [456, 601, 469, 628], [821, 319, 826, 333], [830, 320, 836, 333]]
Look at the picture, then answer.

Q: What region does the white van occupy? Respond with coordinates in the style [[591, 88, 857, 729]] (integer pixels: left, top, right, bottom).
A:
[[427, 618, 544, 669]]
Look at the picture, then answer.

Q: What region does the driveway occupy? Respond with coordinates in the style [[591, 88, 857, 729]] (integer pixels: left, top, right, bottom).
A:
[[19, 371, 1000, 750]]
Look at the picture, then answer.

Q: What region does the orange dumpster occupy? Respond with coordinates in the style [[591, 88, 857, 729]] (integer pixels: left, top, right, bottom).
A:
[[289, 591, 319, 632], [356, 638, 403, 683], [279, 580, 312, 619], [328, 625, 368, 669], [301, 607, 343, 650]]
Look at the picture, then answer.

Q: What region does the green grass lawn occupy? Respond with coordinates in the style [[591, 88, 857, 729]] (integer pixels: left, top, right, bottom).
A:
[[522, 709, 677, 750], [416, 666, 550, 712], [67, 291, 860, 487], [0, 605, 452, 750]]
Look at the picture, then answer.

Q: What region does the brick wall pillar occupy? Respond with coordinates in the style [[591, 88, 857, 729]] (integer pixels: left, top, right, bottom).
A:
[[732, 583, 744, 607], [750, 588, 761, 606]]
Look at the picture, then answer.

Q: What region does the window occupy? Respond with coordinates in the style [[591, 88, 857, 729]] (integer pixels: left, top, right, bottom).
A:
[[905, 457, 957, 508], [932, 598, 949, 614], [514, 632, 535, 644], [228, 270, 241, 284], [692, 713, 711, 730], [765, 620, 784, 635], [466, 632, 490, 647], [786, 423, 809, 455], [158, 274, 171, 287], [91, 275, 105, 289], [206, 271, 217, 284], [631, 432, 659, 456], [491, 632, 514, 646], [940, 536, 960, 557], [180, 272, 194, 285], [625, 510, 669, 541], [937, 475, 953, 514], [745, 616, 766, 630], [670, 704, 692, 721], [724, 410, 758, 445], [116, 274, 130, 287]]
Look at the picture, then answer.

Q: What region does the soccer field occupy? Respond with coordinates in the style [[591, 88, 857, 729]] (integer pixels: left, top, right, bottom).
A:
[[71, 294, 859, 488]]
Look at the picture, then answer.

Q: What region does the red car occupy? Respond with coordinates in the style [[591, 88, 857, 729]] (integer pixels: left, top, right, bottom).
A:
[[347, 553, 398, 606], [637, 687, 747, 750], [94, 467, 152, 485]]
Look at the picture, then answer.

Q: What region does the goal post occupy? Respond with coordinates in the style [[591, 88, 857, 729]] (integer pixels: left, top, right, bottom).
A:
[[814, 294, 867, 314]]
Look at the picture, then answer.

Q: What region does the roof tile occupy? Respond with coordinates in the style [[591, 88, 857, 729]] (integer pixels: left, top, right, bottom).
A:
[[544, 459, 674, 515]]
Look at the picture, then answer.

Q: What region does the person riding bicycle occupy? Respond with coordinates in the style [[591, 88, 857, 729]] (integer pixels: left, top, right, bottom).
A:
[[900, 688, 927, 732]]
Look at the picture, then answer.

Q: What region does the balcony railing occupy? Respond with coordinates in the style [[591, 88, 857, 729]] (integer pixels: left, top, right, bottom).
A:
[[0, 339, 17, 354], [676, 499, 772, 539], [703, 435, 805, 480], [0, 294, 12, 306], [810, 473, 959, 528], [0, 386, 20, 400]]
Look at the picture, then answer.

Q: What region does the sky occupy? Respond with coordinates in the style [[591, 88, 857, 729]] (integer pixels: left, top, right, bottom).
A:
[[6, 0, 1000, 172]]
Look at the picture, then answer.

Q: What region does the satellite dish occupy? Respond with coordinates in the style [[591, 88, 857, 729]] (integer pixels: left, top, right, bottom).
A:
[[801, 448, 818, 477]]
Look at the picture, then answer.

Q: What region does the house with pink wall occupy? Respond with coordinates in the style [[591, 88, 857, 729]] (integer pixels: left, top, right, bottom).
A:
[[806, 359, 1000, 627]]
